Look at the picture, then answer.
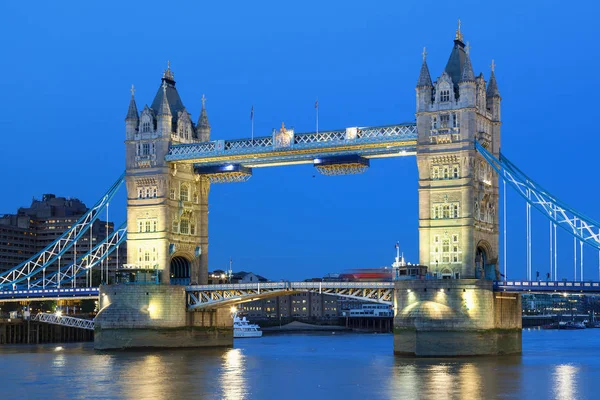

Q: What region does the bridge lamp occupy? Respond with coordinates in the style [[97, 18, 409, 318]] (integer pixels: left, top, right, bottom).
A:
[[55, 310, 63, 317], [230, 306, 237, 314]]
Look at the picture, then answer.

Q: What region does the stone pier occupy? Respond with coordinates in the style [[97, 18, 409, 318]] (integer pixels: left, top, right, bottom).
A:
[[393, 279, 521, 357], [94, 284, 233, 350]]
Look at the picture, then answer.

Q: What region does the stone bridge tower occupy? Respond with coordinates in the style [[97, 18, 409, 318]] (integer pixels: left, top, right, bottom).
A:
[[124, 64, 210, 285], [415, 25, 501, 279]]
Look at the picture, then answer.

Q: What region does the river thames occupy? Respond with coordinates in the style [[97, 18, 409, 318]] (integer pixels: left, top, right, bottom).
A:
[[0, 328, 598, 399]]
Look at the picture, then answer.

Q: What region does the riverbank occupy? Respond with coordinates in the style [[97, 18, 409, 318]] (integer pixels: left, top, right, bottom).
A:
[[261, 321, 351, 333]]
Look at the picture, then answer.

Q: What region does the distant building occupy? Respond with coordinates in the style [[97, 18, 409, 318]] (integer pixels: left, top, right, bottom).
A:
[[522, 293, 597, 316], [0, 194, 126, 282], [231, 271, 268, 283], [238, 292, 340, 321]]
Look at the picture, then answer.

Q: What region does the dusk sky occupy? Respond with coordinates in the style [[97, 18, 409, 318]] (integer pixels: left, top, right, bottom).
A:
[[1, 0, 599, 281]]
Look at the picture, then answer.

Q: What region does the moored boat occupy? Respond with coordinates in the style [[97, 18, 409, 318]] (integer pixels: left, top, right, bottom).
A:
[[233, 313, 263, 338]]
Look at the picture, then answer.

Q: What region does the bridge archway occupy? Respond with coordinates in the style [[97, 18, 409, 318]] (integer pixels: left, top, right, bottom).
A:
[[476, 240, 496, 280], [170, 256, 191, 285]]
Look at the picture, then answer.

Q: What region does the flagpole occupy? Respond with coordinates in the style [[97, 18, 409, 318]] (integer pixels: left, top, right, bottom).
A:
[[315, 98, 319, 134], [251, 105, 254, 142]]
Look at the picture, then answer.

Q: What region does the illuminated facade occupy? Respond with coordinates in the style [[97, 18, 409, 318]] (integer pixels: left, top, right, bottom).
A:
[[125, 64, 210, 284], [416, 25, 501, 279]]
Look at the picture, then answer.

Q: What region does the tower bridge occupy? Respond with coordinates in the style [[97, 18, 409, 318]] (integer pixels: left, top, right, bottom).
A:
[[3, 24, 600, 355]]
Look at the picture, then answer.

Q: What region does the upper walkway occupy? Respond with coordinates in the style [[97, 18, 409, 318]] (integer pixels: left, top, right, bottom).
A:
[[165, 123, 417, 167]]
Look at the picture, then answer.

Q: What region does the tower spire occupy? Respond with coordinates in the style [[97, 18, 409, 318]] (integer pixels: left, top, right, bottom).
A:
[[455, 18, 464, 43], [162, 60, 175, 83], [487, 59, 500, 97], [158, 82, 172, 116], [125, 84, 139, 121], [197, 94, 210, 128], [460, 43, 475, 82], [197, 94, 211, 141], [416, 47, 433, 88]]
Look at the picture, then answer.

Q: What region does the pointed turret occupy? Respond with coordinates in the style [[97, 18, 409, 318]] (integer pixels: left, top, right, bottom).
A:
[[125, 85, 139, 138], [417, 48, 433, 88], [157, 82, 173, 136], [486, 60, 500, 98], [416, 47, 433, 112], [197, 94, 211, 141], [458, 43, 476, 107], [158, 82, 171, 117], [486, 60, 501, 122], [125, 84, 139, 121], [459, 44, 475, 82]]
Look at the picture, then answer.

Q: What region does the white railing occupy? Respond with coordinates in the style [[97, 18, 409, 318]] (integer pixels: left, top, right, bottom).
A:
[[165, 123, 417, 161]]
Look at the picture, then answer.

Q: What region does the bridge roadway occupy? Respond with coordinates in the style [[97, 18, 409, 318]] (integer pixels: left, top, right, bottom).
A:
[[2, 281, 599, 304]]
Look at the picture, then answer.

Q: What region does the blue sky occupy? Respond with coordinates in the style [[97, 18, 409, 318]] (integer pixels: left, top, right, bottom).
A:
[[1, 0, 599, 281]]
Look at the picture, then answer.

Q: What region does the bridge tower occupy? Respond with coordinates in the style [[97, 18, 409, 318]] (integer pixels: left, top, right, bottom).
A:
[[124, 64, 210, 285], [416, 25, 501, 280], [393, 25, 519, 357]]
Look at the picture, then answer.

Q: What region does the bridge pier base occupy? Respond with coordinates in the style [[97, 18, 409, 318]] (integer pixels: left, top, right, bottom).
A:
[[94, 284, 233, 350], [393, 279, 521, 357]]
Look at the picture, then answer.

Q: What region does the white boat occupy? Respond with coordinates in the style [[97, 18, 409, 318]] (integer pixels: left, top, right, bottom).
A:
[[233, 313, 263, 338]]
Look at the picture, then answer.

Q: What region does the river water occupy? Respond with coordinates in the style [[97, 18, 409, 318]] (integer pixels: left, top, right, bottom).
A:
[[0, 328, 598, 399]]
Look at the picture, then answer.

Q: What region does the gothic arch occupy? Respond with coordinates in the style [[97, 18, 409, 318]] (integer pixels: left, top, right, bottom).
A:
[[170, 255, 191, 285], [475, 240, 497, 280]]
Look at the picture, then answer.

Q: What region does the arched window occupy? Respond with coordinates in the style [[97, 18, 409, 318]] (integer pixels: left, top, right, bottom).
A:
[[180, 185, 189, 202], [440, 114, 449, 128], [172, 220, 178, 233], [452, 165, 459, 179], [145, 221, 151, 232], [153, 220, 157, 232], [190, 223, 196, 235], [443, 205, 451, 219], [180, 219, 189, 234], [443, 167, 450, 179], [138, 221, 143, 232], [440, 90, 450, 102], [453, 204, 459, 218]]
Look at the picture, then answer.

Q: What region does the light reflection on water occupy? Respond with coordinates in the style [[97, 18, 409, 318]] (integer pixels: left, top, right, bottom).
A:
[[220, 348, 248, 400], [554, 364, 578, 400], [0, 330, 598, 399]]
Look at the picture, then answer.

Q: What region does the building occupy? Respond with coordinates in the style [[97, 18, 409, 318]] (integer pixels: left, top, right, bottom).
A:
[[522, 293, 598, 317], [238, 292, 340, 321], [231, 271, 268, 284], [0, 194, 125, 283]]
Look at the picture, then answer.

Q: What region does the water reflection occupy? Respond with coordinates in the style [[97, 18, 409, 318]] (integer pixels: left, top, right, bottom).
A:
[[219, 348, 248, 400], [553, 364, 578, 400], [390, 356, 522, 399]]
